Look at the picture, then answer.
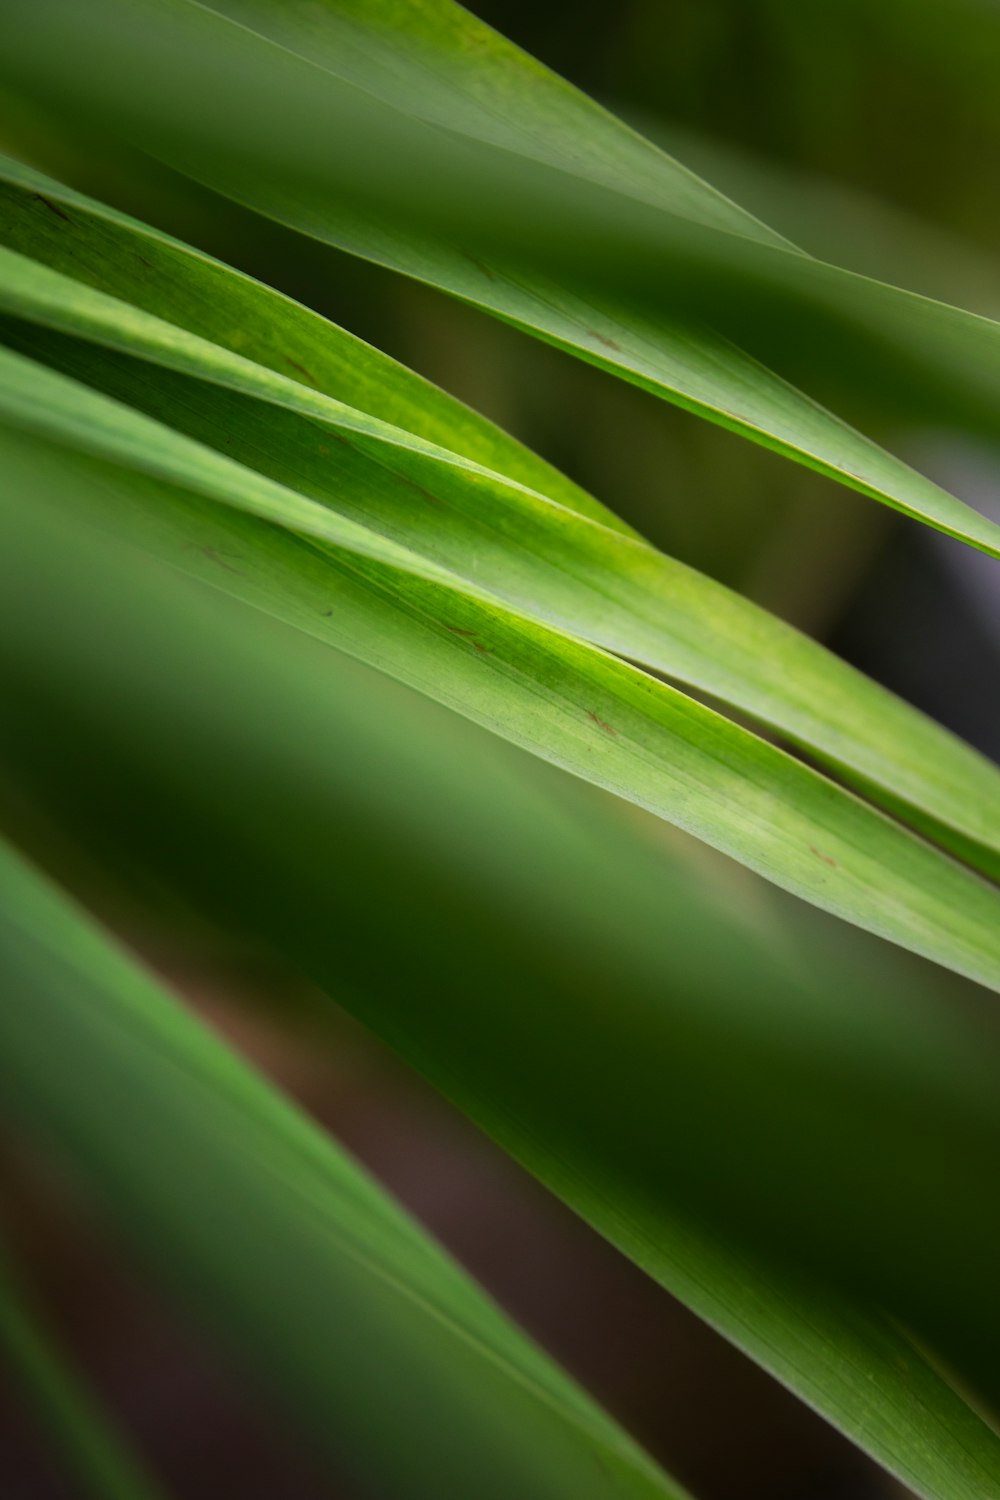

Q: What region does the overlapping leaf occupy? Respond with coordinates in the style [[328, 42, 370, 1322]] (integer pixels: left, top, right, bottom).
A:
[[2, 500, 1000, 1500], [6, 0, 1000, 551], [2, 5, 1000, 1495], [2, 190, 1000, 884], [3, 379, 1000, 992], [0, 834, 690, 1500]]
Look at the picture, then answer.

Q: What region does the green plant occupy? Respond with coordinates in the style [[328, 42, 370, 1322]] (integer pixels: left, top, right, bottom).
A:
[[0, 3, 999, 1497]]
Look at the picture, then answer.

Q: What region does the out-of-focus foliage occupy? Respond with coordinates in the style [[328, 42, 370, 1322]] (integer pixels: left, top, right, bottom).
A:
[[1, 3, 999, 1499]]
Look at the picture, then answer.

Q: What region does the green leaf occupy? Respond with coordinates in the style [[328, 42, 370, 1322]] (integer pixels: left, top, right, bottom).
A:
[[2, 207, 999, 883], [0, 1241, 168, 1500], [2, 499, 999, 1500], [4, 0, 1000, 554], [0, 834, 691, 1500], [0, 154, 623, 535], [3, 376, 1000, 994]]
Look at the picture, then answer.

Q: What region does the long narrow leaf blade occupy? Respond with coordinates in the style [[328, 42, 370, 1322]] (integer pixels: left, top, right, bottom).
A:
[[0, 837, 690, 1500], [3, 392, 1000, 992], [4, 0, 1000, 555], [2, 505, 999, 1500], [2, 224, 999, 880], [0, 154, 624, 534], [0, 1242, 168, 1500]]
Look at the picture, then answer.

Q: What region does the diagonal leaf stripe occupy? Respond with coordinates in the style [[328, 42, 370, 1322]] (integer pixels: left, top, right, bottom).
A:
[[2, 382, 1000, 994], [0, 835, 692, 1500], [5, 0, 1000, 553], [1, 222, 999, 883], [0, 155, 627, 535], [3, 6, 1000, 1500], [0, 1242, 168, 1500], [2, 502, 1000, 1500]]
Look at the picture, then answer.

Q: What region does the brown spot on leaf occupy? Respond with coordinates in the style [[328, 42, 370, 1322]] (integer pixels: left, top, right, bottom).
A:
[[586, 709, 617, 737], [400, 473, 442, 506], [809, 846, 837, 868], [33, 193, 72, 223], [589, 330, 622, 353], [284, 355, 319, 386], [184, 543, 243, 576], [463, 251, 497, 281], [444, 624, 491, 653]]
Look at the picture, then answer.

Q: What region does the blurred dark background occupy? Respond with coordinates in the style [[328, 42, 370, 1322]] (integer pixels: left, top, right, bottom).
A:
[[2, 1, 999, 1496]]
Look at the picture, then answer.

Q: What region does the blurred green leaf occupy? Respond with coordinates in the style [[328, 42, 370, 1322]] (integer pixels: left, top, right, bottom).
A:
[[2, 193, 1000, 886], [2, 5, 1000, 1496], [0, 1241, 168, 1500], [2, 397, 1000, 992], [2, 499, 1000, 1500], [6, 1, 1000, 550], [0, 835, 692, 1500]]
